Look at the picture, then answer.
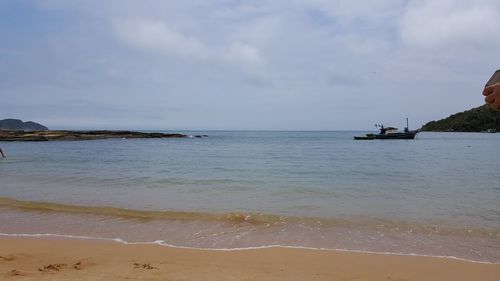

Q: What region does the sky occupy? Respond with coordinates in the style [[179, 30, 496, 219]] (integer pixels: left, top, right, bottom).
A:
[[1, 0, 499, 130]]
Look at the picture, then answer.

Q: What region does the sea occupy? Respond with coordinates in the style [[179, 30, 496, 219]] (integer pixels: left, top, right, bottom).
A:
[[0, 131, 499, 263]]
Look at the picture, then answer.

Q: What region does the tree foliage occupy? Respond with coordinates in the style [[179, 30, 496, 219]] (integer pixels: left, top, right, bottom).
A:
[[421, 105, 500, 132]]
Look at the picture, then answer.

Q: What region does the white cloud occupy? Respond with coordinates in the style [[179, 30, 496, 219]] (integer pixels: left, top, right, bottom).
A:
[[113, 19, 209, 59], [112, 18, 265, 71], [400, 0, 500, 49], [223, 42, 263, 66], [299, 0, 406, 25]]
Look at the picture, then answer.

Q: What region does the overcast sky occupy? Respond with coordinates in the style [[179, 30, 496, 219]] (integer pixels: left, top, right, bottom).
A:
[[1, 0, 499, 130]]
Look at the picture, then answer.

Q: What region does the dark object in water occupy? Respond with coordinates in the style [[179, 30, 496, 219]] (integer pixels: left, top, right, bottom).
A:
[[353, 134, 376, 140], [0, 130, 189, 141], [354, 118, 419, 140]]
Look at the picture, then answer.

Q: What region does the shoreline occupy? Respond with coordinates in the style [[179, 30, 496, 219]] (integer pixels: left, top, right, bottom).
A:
[[1, 237, 499, 281], [1, 196, 499, 264], [0, 232, 497, 265]]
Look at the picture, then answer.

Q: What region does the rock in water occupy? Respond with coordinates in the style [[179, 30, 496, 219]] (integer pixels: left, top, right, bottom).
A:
[[0, 130, 189, 141]]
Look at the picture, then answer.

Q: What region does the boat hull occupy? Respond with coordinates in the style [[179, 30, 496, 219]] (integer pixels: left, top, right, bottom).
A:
[[353, 136, 375, 140], [374, 131, 418, 139], [354, 131, 418, 140]]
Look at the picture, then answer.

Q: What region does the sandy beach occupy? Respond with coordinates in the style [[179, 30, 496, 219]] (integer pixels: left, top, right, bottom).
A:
[[0, 237, 498, 281]]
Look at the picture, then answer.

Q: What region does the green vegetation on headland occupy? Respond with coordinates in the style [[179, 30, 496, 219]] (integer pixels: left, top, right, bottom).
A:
[[421, 105, 500, 132]]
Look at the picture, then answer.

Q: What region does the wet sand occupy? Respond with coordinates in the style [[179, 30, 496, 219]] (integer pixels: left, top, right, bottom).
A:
[[1, 237, 499, 281]]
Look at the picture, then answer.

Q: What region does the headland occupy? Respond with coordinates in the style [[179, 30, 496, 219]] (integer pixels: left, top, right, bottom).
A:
[[0, 130, 188, 141]]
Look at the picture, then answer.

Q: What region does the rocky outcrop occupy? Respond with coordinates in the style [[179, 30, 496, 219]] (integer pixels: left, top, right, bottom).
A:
[[0, 130, 188, 141], [0, 119, 49, 131]]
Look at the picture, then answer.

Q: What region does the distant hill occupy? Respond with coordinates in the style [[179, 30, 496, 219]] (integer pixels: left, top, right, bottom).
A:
[[421, 105, 500, 132], [0, 119, 49, 131]]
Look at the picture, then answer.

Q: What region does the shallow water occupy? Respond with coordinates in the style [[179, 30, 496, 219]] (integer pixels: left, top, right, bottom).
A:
[[1, 131, 499, 262]]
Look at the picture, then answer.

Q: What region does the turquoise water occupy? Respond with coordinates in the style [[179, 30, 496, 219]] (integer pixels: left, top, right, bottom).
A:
[[1, 131, 499, 262]]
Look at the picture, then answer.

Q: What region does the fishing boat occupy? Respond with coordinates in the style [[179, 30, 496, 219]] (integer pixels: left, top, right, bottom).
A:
[[354, 118, 419, 140]]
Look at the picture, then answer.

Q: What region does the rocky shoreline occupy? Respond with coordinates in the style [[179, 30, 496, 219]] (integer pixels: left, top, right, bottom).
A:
[[0, 130, 190, 141]]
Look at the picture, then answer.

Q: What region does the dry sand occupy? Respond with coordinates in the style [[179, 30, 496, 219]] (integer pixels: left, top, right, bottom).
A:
[[0, 237, 499, 281]]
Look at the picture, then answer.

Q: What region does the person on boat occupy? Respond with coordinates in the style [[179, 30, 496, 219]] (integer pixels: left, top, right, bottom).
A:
[[483, 82, 500, 111], [379, 126, 387, 135], [0, 147, 5, 158]]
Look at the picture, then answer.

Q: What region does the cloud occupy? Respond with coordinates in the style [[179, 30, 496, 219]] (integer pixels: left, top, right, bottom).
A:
[[112, 18, 264, 70], [400, 0, 500, 49], [3, 0, 500, 129], [383, 0, 500, 87], [299, 0, 406, 25], [113, 19, 209, 59], [223, 42, 263, 66]]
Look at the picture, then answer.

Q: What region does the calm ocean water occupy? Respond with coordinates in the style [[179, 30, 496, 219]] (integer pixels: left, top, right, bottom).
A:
[[1, 131, 499, 262]]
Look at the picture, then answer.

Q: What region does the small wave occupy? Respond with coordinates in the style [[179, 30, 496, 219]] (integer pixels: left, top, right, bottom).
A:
[[1, 197, 499, 238], [0, 232, 496, 264], [0, 197, 286, 225]]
